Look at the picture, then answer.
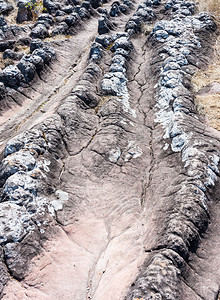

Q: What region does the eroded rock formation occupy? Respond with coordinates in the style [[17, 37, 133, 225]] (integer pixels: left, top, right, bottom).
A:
[[0, 0, 219, 299]]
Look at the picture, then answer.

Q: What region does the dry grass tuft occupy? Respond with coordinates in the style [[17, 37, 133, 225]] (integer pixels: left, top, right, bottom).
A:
[[141, 23, 154, 35], [14, 45, 30, 54], [0, 52, 15, 70], [44, 35, 73, 43]]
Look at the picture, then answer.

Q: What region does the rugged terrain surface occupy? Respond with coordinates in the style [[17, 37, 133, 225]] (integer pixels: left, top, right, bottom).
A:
[[0, 0, 220, 299]]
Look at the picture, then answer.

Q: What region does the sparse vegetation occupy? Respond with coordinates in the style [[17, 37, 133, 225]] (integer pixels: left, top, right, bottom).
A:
[[44, 35, 72, 42], [0, 52, 14, 69], [141, 23, 154, 35], [25, 0, 45, 21], [192, 0, 220, 130], [14, 45, 30, 54]]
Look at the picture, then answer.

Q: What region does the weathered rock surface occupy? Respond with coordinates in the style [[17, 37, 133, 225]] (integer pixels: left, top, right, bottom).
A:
[[0, 0, 220, 299]]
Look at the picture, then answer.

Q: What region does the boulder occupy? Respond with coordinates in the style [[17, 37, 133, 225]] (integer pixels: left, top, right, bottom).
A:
[[0, 65, 24, 87], [16, 0, 33, 23], [32, 47, 54, 64], [0, 202, 33, 244], [43, 0, 60, 14], [17, 60, 36, 83], [62, 5, 74, 14], [0, 40, 15, 52], [30, 24, 49, 39], [110, 2, 121, 17], [52, 22, 69, 36], [0, 0, 14, 15], [21, 54, 44, 71], [65, 12, 79, 27], [3, 49, 23, 60], [89, 42, 104, 62], [30, 38, 44, 53]]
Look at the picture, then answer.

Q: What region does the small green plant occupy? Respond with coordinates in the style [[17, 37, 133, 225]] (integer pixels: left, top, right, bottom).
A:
[[25, 0, 44, 21]]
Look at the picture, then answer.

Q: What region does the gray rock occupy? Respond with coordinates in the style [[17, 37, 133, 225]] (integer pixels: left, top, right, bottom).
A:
[[2, 172, 38, 201], [17, 61, 36, 83], [0, 150, 36, 182], [160, 70, 183, 88], [31, 24, 49, 39], [0, 202, 34, 244], [37, 13, 54, 25], [71, 85, 99, 108], [30, 38, 44, 52], [0, 1, 14, 15], [90, 0, 102, 9], [101, 72, 127, 95], [135, 7, 155, 22], [127, 251, 181, 300], [111, 54, 126, 67], [198, 12, 217, 31], [52, 22, 69, 36], [62, 5, 74, 14], [55, 9, 66, 17], [21, 54, 44, 72], [95, 35, 114, 48], [75, 6, 90, 19], [123, 0, 133, 7], [16, 0, 33, 23], [0, 65, 24, 87], [114, 48, 130, 58], [153, 29, 169, 42], [0, 40, 15, 52], [4, 233, 41, 280], [109, 63, 126, 73], [0, 14, 7, 27], [163, 62, 180, 71], [43, 0, 60, 14], [32, 48, 52, 65], [4, 129, 46, 157], [65, 12, 79, 27], [3, 49, 23, 60], [118, 4, 128, 14], [110, 36, 133, 52], [98, 16, 113, 35], [89, 42, 104, 62], [125, 19, 140, 34], [110, 2, 121, 17], [17, 36, 31, 46]]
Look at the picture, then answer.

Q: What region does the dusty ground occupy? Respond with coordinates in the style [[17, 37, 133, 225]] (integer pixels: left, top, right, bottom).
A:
[[192, 0, 220, 130]]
